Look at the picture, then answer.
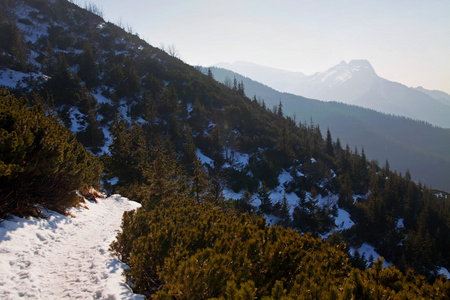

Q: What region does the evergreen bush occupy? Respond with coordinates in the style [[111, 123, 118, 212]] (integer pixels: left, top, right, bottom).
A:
[[0, 89, 102, 217]]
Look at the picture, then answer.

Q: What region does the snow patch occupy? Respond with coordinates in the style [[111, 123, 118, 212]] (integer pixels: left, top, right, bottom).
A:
[[335, 209, 354, 230], [396, 218, 404, 229], [118, 102, 131, 123], [224, 151, 249, 171], [69, 107, 86, 133], [100, 126, 112, 155], [438, 267, 450, 278], [196, 149, 213, 167], [278, 170, 293, 186], [223, 189, 244, 201], [351, 243, 390, 268], [186, 103, 193, 117], [93, 91, 112, 104], [0, 69, 30, 88]]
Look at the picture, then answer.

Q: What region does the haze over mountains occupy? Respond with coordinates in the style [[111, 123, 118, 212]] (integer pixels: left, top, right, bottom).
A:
[[215, 61, 450, 129], [207, 66, 450, 191]]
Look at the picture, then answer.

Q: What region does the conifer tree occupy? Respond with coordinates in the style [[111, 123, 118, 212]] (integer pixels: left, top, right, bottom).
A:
[[207, 68, 214, 79], [191, 156, 209, 202], [141, 139, 188, 209], [236, 189, 254, 212], [338, 172, 353, 209], [48, 54, 78, 106], [107, 117, 133, 185], [40, 41, 56, 75], [277, 100, 283, 117], [0, 20, 28, 70], [77, 110, 105, 154], [181, 124, 197, 170], [325, 128, 334, 158], [277, 193, 291, 227], [238, 80, 245, 96], [257, 183, 273, 214], [78, 42, 98, 89]]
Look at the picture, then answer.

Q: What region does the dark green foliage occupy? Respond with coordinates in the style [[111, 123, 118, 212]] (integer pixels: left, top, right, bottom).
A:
[[190, 156, 209, 202], [48, 24, 74, 50], [76, 110, 105, 154], [0, 89, 102, 217], [276, 194, 291, 227], [0, 19, 28, 71], [292, 187, 337, 236], [111, 195, 450, 299], [257, 183, 273, 214], [46, 54, 79, 106], [77, 42, 98, 89], [106, 119, 190, 206]]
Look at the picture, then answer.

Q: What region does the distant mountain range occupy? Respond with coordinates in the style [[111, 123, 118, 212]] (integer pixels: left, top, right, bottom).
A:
[[206, 66, 450, 191], [215, 61, 450, 128]]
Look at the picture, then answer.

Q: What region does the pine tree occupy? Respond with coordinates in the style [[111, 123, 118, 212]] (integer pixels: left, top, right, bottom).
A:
[[325, 128, 334, 158], [76, 109, 105, 154], [338, 172, 354, 209], [257, 183, 273, 214], [207, 68, 214, 79], [107, 117, 133, 185], [0, 21, 28, 70], [78, 42, 98, 89], [292, 187, 320, 234], [141, 139, 188, 209], [238, 80, 245, 96], [209, 126, 224, 168], [191, 156, 209, 202], [277, 100, 283, 117], [48, 54, 78, 106], [277, 193, 291, 227], [237, 189, 254, 212]]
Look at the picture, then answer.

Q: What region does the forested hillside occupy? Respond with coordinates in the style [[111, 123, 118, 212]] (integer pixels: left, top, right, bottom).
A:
[[207, 67, 450, 191], [1, 0, 449, 298]]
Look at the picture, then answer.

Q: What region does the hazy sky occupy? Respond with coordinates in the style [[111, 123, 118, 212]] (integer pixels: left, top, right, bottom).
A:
[[84, 0, 450, 93]]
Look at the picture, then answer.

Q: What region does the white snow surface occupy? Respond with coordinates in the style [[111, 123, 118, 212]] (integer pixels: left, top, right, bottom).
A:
[[223, 150, 249, 171], [335, 209, 355, 230], [0, 69, 30, 88], [69, 107, 86, 133], [196, 149, 214, 167], [396, 218, 404, 229], [438, 267, 450, 278], [351, 243, 391, 268], [0, 195, 144, 300]]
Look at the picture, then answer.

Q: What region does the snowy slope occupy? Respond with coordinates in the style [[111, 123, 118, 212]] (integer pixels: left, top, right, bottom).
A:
[[0, 195, 144, 300]]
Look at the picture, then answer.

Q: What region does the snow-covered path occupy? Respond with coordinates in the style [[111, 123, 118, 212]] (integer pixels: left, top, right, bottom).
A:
[[0, 195, 144, 299]]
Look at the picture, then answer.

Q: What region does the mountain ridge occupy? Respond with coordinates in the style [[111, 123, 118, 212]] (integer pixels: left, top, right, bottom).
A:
[[214, 60, 450, 128]]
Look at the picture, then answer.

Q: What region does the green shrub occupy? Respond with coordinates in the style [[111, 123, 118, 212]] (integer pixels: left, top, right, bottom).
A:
[[111, 195, 450, 299], [0, 89, 102, 217]]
